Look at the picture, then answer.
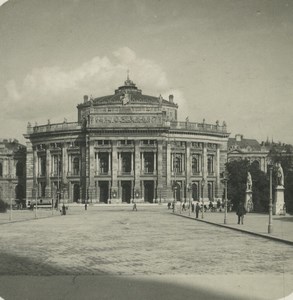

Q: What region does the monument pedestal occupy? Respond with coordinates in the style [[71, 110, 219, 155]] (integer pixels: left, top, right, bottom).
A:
[[245, 190, 253, 212], [273, 186, 285, 215]]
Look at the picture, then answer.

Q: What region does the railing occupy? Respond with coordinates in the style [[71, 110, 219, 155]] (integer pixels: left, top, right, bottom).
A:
[[95, 170, 110, 176], [140, 170, 156, 176], [118, 171, 134, 176], [27, 122, 81, 134], [67, 171, 80, 177], [169, 121, 227, 133]]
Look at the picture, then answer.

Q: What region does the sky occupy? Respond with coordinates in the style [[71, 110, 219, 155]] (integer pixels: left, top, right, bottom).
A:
[[0, 0, 293, 145]]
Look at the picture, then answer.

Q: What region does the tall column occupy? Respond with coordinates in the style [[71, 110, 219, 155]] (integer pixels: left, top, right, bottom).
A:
[[141, 152, 144, 174], [45, 146, 51, 198], [202, 143, 207, 199], [62, 144, 69, 201], [157, 140, 163, 200], [134, 140, 141, 201], [166, 140, 172, 200], [25, 142, 35, 204], [111, 140, 119, 203], [88, 139, 96, 203], [131, 152, 134, 174], [186, 142, 191, 185], [215, 146, 220, 198], [108, 152, 111, 175]]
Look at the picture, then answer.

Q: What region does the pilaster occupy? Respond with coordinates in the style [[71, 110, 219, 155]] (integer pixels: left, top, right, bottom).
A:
[[45, 146, 51, 198]]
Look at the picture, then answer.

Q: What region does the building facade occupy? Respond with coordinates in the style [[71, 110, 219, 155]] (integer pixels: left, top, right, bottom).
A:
[[228, 134, 269, 172], [24, 78, 229, 204], [0, 139, 26, 206]]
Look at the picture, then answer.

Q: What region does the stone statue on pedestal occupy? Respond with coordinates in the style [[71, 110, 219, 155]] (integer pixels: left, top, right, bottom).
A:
[[276, 162, 284, 186], [246, 172, 252, 191]]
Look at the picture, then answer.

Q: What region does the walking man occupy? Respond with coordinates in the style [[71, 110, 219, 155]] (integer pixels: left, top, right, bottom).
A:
[[236, 201, 246, 224], [195, 202, 200, 219]]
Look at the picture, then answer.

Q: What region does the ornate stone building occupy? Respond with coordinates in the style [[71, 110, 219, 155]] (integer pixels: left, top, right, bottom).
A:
[[24, 77, 229, 204], [0, 139, 26, 205], [227, 134, 269, 172]]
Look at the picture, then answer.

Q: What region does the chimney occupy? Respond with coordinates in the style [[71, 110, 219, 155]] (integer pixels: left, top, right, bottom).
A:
[[169, 94, 174, 103], [83, 95, 89, 103], [235, 134, 243, 142]]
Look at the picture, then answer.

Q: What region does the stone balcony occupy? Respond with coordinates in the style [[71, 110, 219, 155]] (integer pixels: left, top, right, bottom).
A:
[[26, 122, 81, 134]]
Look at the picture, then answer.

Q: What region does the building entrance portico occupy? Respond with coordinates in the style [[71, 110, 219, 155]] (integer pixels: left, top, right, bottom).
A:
[[121, 181, 132, 203], [73, 183, 80, 202], [99, 181, 109, 203], [144, 181, 154, 203]]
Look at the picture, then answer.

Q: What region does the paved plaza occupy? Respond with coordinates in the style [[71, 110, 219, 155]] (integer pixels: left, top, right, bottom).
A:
[[0, 205, 293, 300]]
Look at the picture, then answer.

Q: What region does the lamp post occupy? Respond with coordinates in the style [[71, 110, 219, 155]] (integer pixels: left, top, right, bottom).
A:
[[173, 183, 177, 213], [201, 178, 205, 219], [187, 183, 192, 216], [35, 184, 38, 219], [223, 177, 228, 224], [9, 180, 12, 221], [268, 164, 273, 234]]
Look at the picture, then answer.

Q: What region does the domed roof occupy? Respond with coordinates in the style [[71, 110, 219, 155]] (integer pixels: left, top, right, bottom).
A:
[[79, 76, 177, 108]]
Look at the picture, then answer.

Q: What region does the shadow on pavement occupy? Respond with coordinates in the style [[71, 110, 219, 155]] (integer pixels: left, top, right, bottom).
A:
[[273, 216, 293, 222], [0, 252, 252, 300]]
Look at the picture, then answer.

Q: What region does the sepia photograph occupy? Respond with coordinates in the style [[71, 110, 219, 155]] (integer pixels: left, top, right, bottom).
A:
[[0, 0, 293, 299]]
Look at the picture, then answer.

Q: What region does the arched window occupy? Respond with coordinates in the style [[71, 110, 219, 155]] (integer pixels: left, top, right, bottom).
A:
[[16, 162, 24, 177], [192, 156, 198, 174], [144, 153, 154, 173], [121, 153, 131, 173], [208, 182, 213, 200], [40, 156, 46, 176], [41, 182, 46, 197], [173, 155, 182, 174], [53, 155, 61, 176], [73, 157, 80, 175], [192, 183, 198, 200], [208, 156, 214, 173], [99, 154, 108, 174], [0, 162, 2, 177]]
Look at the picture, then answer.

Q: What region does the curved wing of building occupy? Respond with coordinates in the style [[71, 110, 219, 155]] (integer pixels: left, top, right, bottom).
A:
[[24, 78, 229, 205]]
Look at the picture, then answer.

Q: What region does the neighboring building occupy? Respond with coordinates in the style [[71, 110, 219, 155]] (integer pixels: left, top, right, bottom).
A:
[[227, 134, 269, 172], [24, 77, 229, 205], [0, 139, 26, 206]]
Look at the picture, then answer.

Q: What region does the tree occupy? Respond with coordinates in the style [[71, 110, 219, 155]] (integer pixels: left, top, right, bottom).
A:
[[226, 159, 270, 212], [226, 160, 249, 211], [249, 161, 269, 212]]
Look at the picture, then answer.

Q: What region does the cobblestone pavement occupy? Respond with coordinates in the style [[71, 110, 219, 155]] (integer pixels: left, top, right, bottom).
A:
[[176, 207, 293, 243], [0, 205, 293, 299]]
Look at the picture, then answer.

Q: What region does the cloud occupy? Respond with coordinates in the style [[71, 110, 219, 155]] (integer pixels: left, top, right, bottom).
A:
[[2, 47, 181, 126], [0, 0, 9, 7]]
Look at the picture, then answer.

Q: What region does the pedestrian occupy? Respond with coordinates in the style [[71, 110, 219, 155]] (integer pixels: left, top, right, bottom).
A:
[[236, 201, 246, 224], [191, 202, 195, 213], [133, 201, 137, 211], [195, 202, 200, 218]]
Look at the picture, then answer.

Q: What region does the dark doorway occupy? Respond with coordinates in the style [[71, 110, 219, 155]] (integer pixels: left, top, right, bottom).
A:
[[73, 183, 80, 202], [15, 184, 24, 201], [144, 181, 154, 203], [174, 182, 181, 201], [99, 181, 109, 203], [192, 183, 198, 200], [121, 181, 131, 203]]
